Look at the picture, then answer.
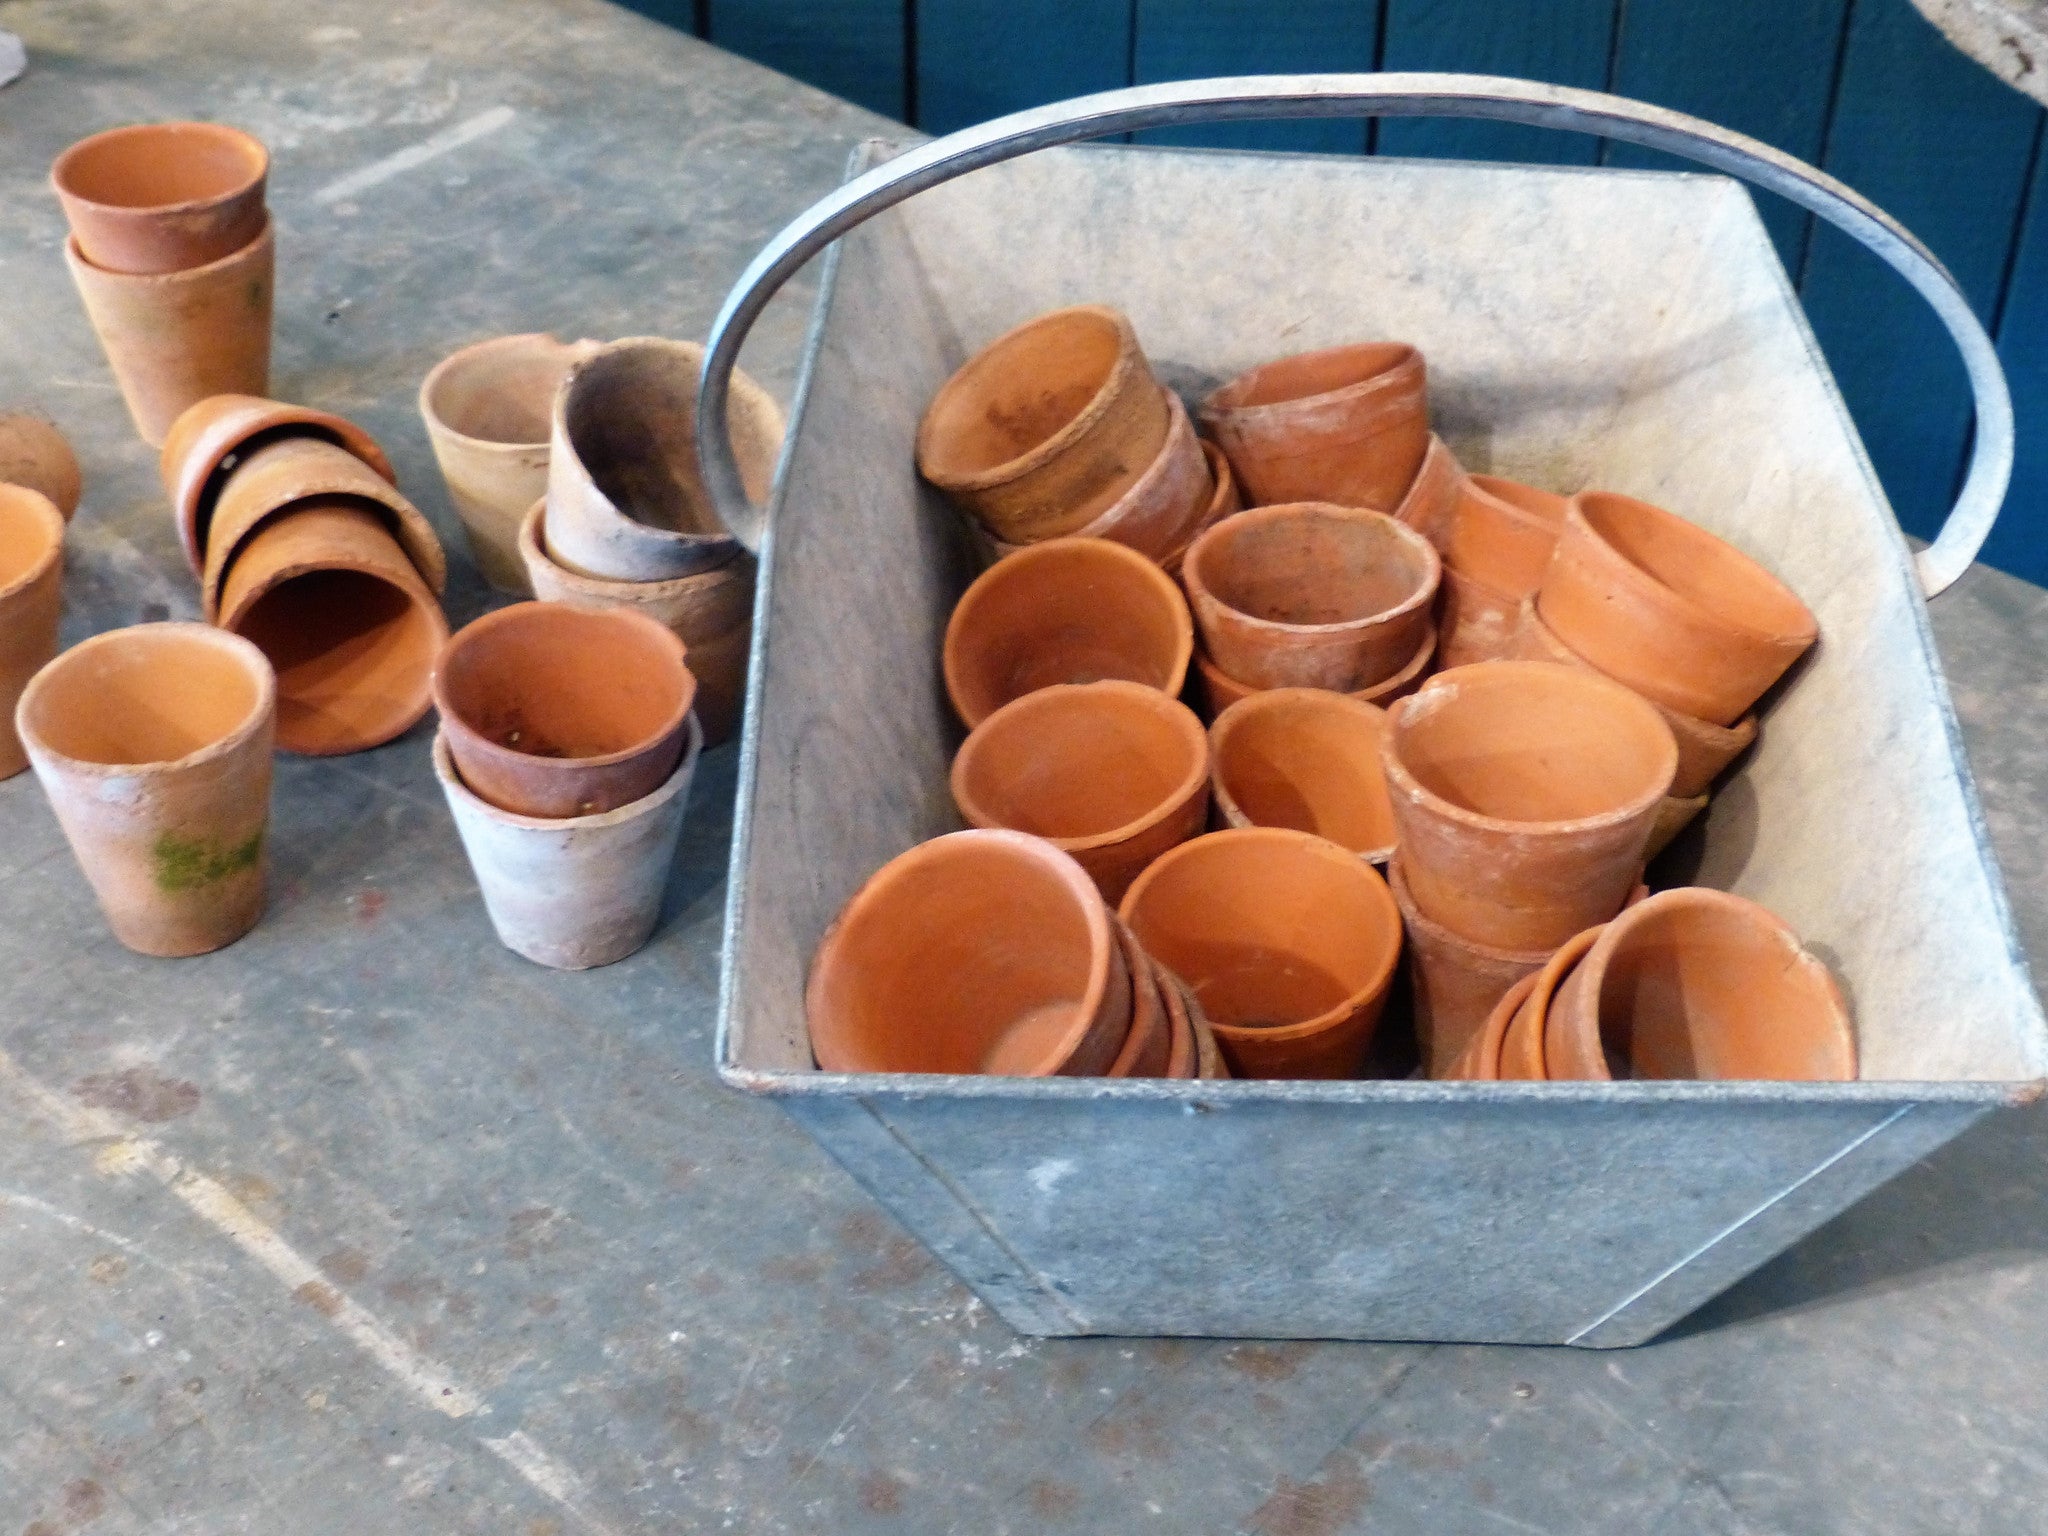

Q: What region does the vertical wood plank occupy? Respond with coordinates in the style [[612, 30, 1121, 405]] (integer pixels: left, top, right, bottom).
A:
[[706, 0, 908, 120], [918, 0, 1131, 135], [1131, 0, 1372, 153], [1985, 147, 2048, 583]]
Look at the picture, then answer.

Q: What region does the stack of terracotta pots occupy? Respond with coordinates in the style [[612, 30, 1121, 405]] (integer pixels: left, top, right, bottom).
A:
[[54, 123, 274, 447]]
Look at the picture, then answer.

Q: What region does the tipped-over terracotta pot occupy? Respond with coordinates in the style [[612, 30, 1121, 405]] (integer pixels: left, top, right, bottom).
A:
[[1391, 433, 1465, 547], [1199, 342, 1428, 511], [1209, 688, 1395, 862], [217, 502, 448, 756], [807, 829, 1133, 1077], [1388, 857, 1550, 1079], [951, 680, 1209, 904], [1384, 661, 1677, 951], [1181, 502, 1439, 691], [1435, 565, 1520, 671], [1497, 925, 1605, 1081], [917, 305, 1169, 546], [434, 602, 695, 819], [0, 416, 83, 520], [1192, 621, 1435, 722], [64, 218, 272, 447], [1545, 888, 1856, 1080], [16, 623, 273, 956], [1119, 827, 1402, 1079], [51, 121, 268, 275], [1161, 974, 1233, 1080], [0, 487, 67, 780], [420, 333, 598, 593], [1108, 922, 1176, 1079], [944, 535, 1193, 728], [1538, 492, 1818, 726], [1443, 970, 1540, 1080], [1443, 474, 1568, 597]]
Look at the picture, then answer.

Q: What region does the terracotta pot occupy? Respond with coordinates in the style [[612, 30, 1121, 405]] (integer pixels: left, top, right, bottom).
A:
[[160, 393, 397, 573], [1538, 492, 1818, 726], [1191, 621, 1435, 722], [1646, 792, 1709, 860], [434, 601, 695, 819], [217, 502, 449, 756], [1498, 925, 1604, 1080], [1391, 433, 1465, 547], [944, 535, 1193, 728], [0, 487, 67, 780], [201, 434, 445, 620], [0, 416, 82, 520], [545, 337, 784, 582], [1443, 970, 1540, 1080], [1545, 888, 1856, 1081], [1383, 661, 1677, 951], [1510, 596, 1757, 798], [1107, 923, 1175, 1079], [15, 623, 273, 956], [1443, 474, 1568, 597], [951, 680, 1210, 904], [1160, 970, 1199, 1079], [1119, 827, 1403, 1079], [917, 305, 1168, 545], [1182, 502, 1439, 691], [64, 218, 272, 447], [1435, 564, 1520, 670], [1198, 342, 1428, 511], [51, 121, 268, 275], [1159, 439, 1245, 575], [1208, 688, 1395, 862], [1387, 855, 1550, 1079], [433, 716, 701, 970], [989, 389, 1210, 562], [806, 828, 1133, 1076]]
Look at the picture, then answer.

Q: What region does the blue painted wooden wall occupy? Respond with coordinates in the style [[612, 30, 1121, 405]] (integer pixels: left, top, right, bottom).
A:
[[622, 0, 2048, 587]]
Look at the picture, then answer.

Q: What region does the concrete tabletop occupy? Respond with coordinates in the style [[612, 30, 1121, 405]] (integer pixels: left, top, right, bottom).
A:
[[3, 2, 2046, 1532]]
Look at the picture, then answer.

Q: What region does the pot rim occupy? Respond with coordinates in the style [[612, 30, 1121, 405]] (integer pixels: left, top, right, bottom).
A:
[[1208, 686, 1394, 861], [419, 332, 601, 454], [1464, 472, 1568, 524], [1192, 618, 1437, 710], [50, 120, 269, 219], [518, 499, 748, 601], [1107, 922, 1170, 1078], [1184, 502, 1441, 641], [1465, 970, 1542, 1080], [1512, 924, 1607, 1081], [0, 486, 65, 603], [62, 212, 272, 284], [431, 714, 703, 831], [1198, 340, 1422, 424]]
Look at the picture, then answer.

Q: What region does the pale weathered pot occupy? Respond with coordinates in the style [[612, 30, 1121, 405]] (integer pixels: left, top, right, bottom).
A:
[[16, 623, 273, 956], [1442, 969, 1540, 1081], [1120, 826, 1403, 1079], [51, 121, 268, 275], [1538, 492, 1819, 726], [951, 679, 1210, 904], [1209, 687, 1395, 862], [1545, 887, 1856, 1081], [1443, 473, 1568, 597], [419, 333, 598, 593], [944, 535, 1193, 728], [64, 218, 272, 447], [1497, 924, 1605, 1081], [217, 502, 449, 756], [917, 305, 1168, 545], [1383, 661, 1677, 951], [0, 416, 82, 520], [0, 487, 67, 779], [433, 715, 701, 971], [1391, 433, 1465, 547], [1198, 341, 1428, 511], [1181, 502, 1439, 691], [433, 601, 695, 819], [1435, 564, 1521, 670], [546, 337, 785, 582], [1191, 621, 1436, 722], [806, 828, 1133, 1076], [1388, 856, 1550, 1079], [1107, 922, 1175, 1079]]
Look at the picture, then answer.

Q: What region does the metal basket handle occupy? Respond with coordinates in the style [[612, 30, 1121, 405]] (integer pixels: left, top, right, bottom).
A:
[[698, 73, 2011, 598]]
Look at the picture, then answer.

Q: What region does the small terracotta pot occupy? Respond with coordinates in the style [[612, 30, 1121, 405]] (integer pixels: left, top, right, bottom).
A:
[[434, 602, 695, 819], [1435, 564, 1520, 670], [420, 333, 599, 593], [0, 416, 82, 520], [16, 623, 274, 956], [545, 337, 784, 582], [1545, 888, 1856, 1081], [217, 502, 449, 756], [1498, 925, 1604, 1081], [1199, 342, 1428, 511], [1443, 474, 1568, 597], [1107, 923, 1175, 1079], [1384, 661, 1677, 951], [1443, 970, 1540, 1080], [1119, 827, 1403, 1079], [1538, 492, 1818, 726], [917, 305, 1169, 545], [807, 829, 1133, 1076], [51, 121, 268, 275], [1510, 596, 1757, 799], [1208, 688, 1395, 862], [951, 680, 1209, 905], [0, 487, 67, 780], [160, 393, 397, 573], [1182, 502, 1439, 691], [433, 717, 701, 971], [64, 218, 272, 447], [991, 389, 1210, 563], [1387, 856, 1550, 1079], [1191, 621, 1435, 722], [1391, 433, 1465, 547], [1646, 792, 1709, 860], [944, 535, 1193, 728]]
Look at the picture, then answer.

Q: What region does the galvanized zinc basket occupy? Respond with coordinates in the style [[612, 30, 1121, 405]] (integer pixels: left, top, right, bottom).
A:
[[700, 77, 2048, 1346]]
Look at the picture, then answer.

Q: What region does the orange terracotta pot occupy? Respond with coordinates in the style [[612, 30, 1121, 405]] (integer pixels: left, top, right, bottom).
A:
[[1443, 474, 1568, 597], [1158, 439, 1245, 574], [0, 487, 67, 780], [1538, 492, 1818, 726], [1209, 688, 1395, 862], [51, 121, 268, 275], [1198, 342, 1429, 511], [1191, 621, 1436, 723], [989, 389, 1210, 563], [0, 416, 82, 520], [1383, 661, 1677, 951], [1435, 564, 1521, 670], [1119, 827, 1403, 1079], [1545, 888, 1856, 1081], [1391, 433, 1465, 547], [1497, 925, 1604, 1081], [1182, 502, 1439, 691], [918, 305, 1169, 545], [1388, 856, 1551, 1080], [1107, 922, 1176, 1079], [1442, 970, 1541, 1080], [943, 534, 1193, 728], [951, 679, 1210, 904], [806, 828, 1132, 1076]]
